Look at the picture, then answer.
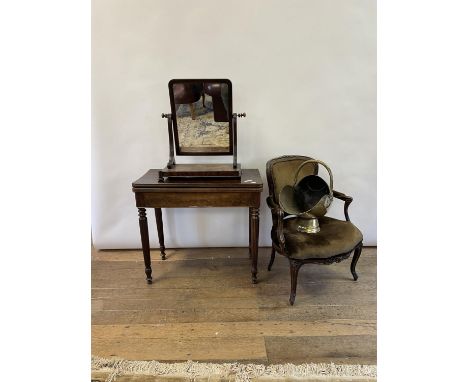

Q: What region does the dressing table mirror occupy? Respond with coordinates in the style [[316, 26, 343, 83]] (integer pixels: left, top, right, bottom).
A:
[[159, 79, 245, 179]]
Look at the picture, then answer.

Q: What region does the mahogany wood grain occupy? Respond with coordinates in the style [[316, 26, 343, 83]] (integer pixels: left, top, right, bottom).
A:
[[135, 191, 260, 208]]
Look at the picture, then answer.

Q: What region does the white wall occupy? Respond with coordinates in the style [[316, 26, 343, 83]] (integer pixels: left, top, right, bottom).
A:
[[92, 0, 376, 249]]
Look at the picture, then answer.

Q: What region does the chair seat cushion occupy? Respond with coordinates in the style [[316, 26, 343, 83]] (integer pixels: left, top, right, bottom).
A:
[[275, 216, 363, 259]]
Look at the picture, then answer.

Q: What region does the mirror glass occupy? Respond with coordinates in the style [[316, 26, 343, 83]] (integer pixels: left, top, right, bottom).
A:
[[169, 79, 232, 155]]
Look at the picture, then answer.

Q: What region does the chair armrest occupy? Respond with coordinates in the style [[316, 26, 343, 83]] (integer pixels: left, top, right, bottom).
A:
[[333, 190, 353, 222], [266, 196, 286, 252]]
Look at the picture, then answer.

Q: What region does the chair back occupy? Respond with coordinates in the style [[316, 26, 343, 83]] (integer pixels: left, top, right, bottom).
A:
[[266, 155, 319, 203]]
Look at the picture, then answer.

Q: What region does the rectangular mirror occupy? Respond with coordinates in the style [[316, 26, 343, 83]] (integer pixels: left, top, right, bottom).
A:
[[169, 79, 232, 155]]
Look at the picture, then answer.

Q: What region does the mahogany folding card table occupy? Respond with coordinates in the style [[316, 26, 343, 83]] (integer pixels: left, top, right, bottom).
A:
[[132, 168, 263, 284]]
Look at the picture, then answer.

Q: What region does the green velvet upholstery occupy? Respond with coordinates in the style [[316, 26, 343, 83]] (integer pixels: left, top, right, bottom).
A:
[[274, 216, 363, 259], [267, 156, 318, 204]]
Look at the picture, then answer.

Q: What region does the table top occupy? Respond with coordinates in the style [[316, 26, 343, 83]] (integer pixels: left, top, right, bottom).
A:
[[132, 169, 263, 191]]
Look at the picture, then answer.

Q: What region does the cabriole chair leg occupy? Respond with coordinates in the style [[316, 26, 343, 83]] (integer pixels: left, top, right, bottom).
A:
[[351, 244, 363, 281], [268, 247, 276, 271], [288, 259, 303, 305]]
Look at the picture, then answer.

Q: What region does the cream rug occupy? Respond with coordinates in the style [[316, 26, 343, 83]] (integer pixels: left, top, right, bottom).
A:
[[92, 356, 377, 382]]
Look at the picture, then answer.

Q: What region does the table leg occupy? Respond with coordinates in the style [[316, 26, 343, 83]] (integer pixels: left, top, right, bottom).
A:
[[138, 208, 152, 284], [154, 208, 166, 260], [249, 213, 252, 259], [249, 207, 259, 284]]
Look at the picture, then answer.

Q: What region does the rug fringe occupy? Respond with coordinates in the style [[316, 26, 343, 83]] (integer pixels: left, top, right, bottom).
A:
[[92, 356, 377, 382]]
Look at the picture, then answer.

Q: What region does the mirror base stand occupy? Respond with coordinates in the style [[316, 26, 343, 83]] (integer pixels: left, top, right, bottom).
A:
[[159, 163, 242, 179]]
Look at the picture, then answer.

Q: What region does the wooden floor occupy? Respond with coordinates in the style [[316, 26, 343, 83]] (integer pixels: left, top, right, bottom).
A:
[[92, 247, 376, 365]]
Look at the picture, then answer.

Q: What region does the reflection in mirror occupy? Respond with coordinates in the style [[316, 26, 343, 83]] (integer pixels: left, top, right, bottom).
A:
[[172, 81, 231, 154]]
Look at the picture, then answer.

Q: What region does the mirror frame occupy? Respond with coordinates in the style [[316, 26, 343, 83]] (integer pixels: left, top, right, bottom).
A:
[[168, 79, 233, 156]]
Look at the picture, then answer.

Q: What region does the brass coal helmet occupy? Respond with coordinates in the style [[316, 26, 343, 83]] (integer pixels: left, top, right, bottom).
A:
[[278, 159, 333, 234]]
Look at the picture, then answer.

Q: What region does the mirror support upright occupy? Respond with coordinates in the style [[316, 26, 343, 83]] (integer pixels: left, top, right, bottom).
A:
[[232, 112, 246, 169], [162, 113, 176, 169]]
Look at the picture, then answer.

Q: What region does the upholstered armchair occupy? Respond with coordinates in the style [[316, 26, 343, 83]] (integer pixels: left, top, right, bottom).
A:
[[266, 155, 363, 305]]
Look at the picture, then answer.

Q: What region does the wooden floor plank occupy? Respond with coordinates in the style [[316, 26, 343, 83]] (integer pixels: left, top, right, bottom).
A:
[[92, 320, 376, 340], [92, 304, 376, 325], [92, 247, 251, 262], [258, 304, 376, 321], [265, 335, 377, 365], [92, 247, 376, 263], [92, 308, 262, 325], [92, 337, 268, 362], [96, 296, 258, 310], [257, 283, 376, 307], [92, 267, 375, 290], [92, 286, 256, 299], [92, 275, 254, 289]]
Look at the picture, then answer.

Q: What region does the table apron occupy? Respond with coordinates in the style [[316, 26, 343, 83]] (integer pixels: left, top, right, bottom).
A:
[[135, 191, 261, 208]]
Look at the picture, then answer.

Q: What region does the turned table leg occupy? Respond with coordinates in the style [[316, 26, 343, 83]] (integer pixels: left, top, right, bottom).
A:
[[249, 207, 259, 284], [138, 208, 152, 284], [154, 208, 166, 260], [249, 213, 252, 259]]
